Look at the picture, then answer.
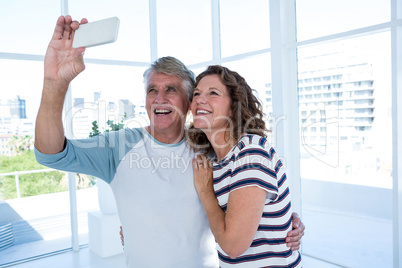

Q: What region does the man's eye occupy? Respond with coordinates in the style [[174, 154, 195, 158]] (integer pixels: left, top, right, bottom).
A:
[[193, 92, 200, 97], [167, 87, 176, 92], [148, 88, 156, 93]]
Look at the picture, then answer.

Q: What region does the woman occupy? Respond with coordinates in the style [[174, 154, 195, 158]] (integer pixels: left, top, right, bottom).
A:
[[189, 65, 302, 267]]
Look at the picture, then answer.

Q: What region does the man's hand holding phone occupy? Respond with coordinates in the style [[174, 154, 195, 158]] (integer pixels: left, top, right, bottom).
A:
[[44, 15, 120, 89], [44, 15, 88, 88]]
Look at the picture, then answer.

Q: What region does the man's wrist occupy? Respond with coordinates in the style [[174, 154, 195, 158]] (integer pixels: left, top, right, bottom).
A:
[[43, 77, 70, 91]]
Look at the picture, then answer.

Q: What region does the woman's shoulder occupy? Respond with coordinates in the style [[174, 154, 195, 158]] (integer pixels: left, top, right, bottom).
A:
[[226, 134, 277, 166], [228, 134, 275, 159], [236, 134, 271, 150]]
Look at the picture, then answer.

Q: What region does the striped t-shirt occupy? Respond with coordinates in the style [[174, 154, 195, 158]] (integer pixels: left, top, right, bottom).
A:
[[213, 134, 302, 268]]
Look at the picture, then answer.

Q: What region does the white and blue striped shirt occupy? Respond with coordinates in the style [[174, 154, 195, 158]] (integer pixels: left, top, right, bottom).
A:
[[212, 134, 302, 268]]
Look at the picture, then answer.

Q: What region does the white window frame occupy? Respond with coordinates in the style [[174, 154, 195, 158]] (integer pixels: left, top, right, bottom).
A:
[[391, 0, 402, 267]]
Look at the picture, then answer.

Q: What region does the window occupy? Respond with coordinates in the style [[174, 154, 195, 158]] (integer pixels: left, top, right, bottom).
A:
[[223, 53, 272, 115], [220, 0, 270, 57], [1, 1, 400, 268], [297, 32, 393, 267], [71, 64, 148, 139], [354, 90, 373, 97], [0, 62, 75, 265], [156, 0, 212, 64], [0, 0, 59, 55], [296, 0, 390, 40], [69, 0, 151, 62]]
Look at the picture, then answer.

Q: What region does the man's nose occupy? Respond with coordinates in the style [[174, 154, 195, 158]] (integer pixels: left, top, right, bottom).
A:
[[155, 91, 167, 103]]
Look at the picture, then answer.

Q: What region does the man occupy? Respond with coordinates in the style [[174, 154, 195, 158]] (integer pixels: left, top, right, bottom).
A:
[[35, 16, 304, 268]]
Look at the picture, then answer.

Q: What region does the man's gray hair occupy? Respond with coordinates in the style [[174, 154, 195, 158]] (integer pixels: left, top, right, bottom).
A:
[[143, 56, 196, 101]]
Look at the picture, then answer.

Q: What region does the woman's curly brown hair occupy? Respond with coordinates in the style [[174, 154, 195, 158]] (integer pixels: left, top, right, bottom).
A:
[[187, 65, 268, 155]]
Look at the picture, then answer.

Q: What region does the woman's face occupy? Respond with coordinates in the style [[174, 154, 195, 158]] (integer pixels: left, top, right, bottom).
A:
[[191, 74, 233, 132]]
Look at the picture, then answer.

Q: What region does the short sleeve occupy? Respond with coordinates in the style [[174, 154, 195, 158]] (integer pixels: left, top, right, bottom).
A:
[[229, 145, 280, 201]]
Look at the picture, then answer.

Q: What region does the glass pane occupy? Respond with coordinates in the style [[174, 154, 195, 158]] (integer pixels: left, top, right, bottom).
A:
[[69, 0, 150, 62], [0, 60, 73, 265], [0, 0, 59, 55], [0, 60, 42, 124], [71, 63, 149, 139], [296, 0, 391, 41], [220, 0, 270, 58], [298, 32, 392, 267], [70, 63, 149, 247], [157, 0, 212, 65], [223, 54, 272, 122]]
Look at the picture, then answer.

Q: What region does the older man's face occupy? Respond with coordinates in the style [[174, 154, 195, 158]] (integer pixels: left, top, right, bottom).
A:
[[145, 72, 190, 136]]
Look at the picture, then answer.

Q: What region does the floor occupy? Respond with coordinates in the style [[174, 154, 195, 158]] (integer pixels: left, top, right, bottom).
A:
[[1, 206, 393, 268], [1, 246, 126, 268], [301, 207, 392, 268], [0, 187, 394, 268], [2, 246, 342, 268]]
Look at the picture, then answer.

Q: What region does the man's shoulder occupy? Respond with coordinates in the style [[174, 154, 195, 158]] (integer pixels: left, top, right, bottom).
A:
[[108, 127, 145, 142]]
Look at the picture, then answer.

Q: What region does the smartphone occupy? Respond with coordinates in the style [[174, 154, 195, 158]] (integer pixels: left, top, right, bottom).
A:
[[72, 17, 120, 48]]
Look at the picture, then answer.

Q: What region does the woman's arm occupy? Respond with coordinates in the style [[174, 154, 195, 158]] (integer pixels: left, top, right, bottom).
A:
[[193, 154, 267, 258]]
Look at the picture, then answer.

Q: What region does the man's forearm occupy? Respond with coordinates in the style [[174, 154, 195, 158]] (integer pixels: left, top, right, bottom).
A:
[[34, 80, 68, 154]]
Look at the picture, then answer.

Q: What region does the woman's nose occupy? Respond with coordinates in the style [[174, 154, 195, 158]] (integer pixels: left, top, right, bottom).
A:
[[195, 94, 207, 104]]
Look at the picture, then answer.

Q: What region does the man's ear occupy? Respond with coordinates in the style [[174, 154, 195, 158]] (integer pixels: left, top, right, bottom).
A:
[[186, 101, 192, 113]]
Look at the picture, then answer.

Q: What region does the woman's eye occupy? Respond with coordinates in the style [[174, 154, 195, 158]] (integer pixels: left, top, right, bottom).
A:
[[211, 91, 218, 95], [193, 92, 200, 97]]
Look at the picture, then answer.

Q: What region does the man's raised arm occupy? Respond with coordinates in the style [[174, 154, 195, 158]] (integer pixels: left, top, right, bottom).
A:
[[35, 15, 87, 154]]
